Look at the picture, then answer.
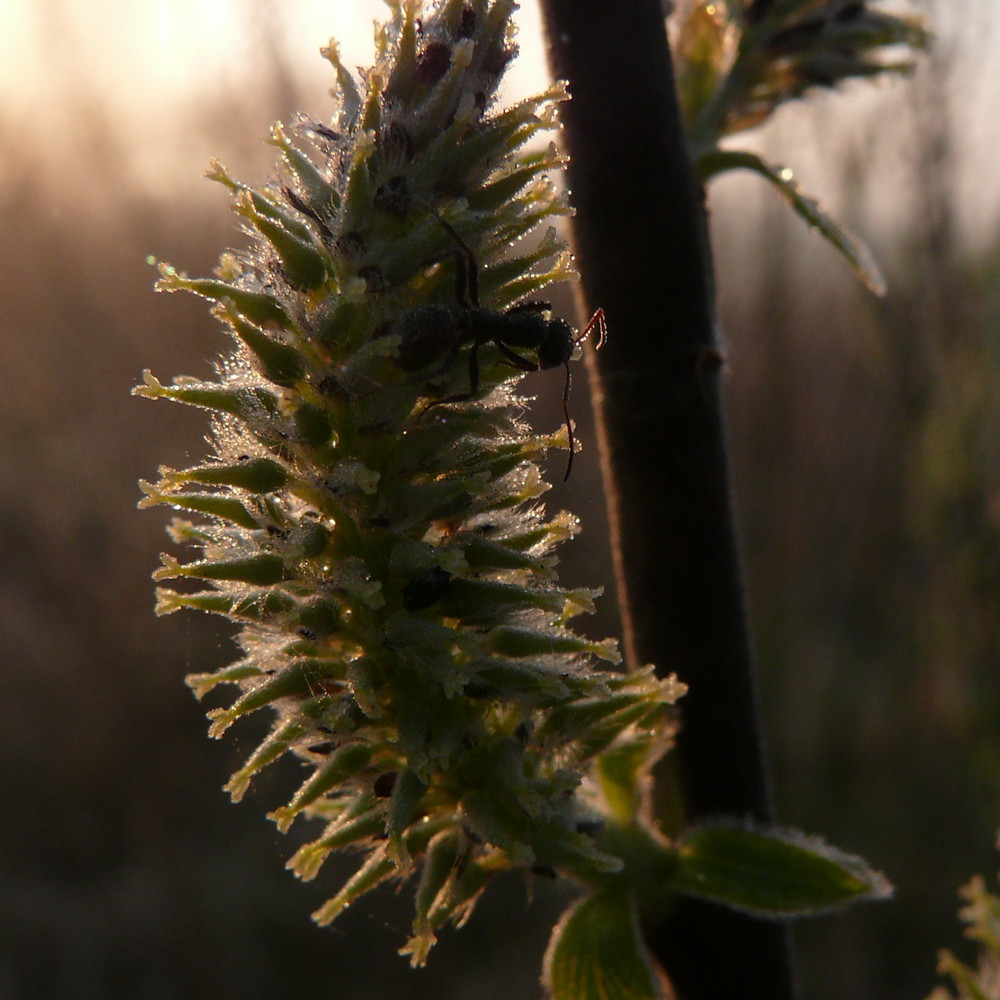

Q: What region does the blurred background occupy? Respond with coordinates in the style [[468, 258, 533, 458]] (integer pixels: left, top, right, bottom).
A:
[[1, 1, 997, 998]]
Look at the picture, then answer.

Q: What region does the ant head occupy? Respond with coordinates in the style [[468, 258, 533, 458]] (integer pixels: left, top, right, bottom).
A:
[[536, 318, 575, 370]]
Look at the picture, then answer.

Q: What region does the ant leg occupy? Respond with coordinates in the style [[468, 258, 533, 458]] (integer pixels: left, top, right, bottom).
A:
[[431, 209, 481, 308], [576, 307, 607, 349], [495, 342, 538, 371], [468, 339, 481, 395], [416, 340, 482, 419], [423, 341, 533, 422], [450, 247, 471, 308], [401, 336, 463, 394]]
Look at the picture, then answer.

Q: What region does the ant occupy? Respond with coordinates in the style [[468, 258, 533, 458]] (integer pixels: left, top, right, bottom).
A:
[[393, 213, 606, 481]]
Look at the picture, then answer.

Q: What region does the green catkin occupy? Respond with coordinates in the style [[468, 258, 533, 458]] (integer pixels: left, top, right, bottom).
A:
[[136, 0, 682, 964]]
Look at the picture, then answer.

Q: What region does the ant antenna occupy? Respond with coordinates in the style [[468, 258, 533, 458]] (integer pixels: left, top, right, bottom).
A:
[[577, 308, 607, 350], [561, 365, 575, 482], [561, 308, 607, 482]]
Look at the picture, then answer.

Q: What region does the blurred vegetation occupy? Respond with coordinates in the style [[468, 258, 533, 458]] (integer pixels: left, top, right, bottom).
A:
[[1, 2, 996, 998]]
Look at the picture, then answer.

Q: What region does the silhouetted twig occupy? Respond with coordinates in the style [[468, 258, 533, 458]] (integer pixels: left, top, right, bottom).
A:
[[538, 2, 796, 997]]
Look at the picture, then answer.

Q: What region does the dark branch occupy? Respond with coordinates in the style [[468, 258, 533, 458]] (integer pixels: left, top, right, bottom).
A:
[[538, 2, 796, 997]]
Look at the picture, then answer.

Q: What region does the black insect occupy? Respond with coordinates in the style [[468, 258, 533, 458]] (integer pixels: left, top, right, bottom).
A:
[[394, 213, 606, 481]]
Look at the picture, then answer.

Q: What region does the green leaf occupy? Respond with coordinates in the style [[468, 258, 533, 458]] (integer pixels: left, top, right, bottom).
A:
[[288, 803, 386, 881], [221, 305, 305, 387], [270, 742, 374, 832], [670, 822, 892, 917], [402, 827, 463, 966], [311, 846, 397, 927], [387, 767, 428, 859], [595, 735, 657, 826], [134, 370, 279, 420], [158, 552, 285, 586], [238, 193, 329, 291], [543, 889, 664, 1000], [164, 456, 289, 494], [138, 480, 260, 529], [696, 147, 887, 296], [268, 123, 341, 216], [155, 266, 290, 326]]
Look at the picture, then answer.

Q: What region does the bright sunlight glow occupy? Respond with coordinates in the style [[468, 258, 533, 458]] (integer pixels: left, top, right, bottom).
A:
[[0, 0, 546, 194]]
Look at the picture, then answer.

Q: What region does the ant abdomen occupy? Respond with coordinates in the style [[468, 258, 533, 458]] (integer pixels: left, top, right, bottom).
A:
[[393, 304, 456, 372]]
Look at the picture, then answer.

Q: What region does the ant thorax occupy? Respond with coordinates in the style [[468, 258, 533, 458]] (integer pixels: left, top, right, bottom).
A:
[[471, 306, 545, 348]]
